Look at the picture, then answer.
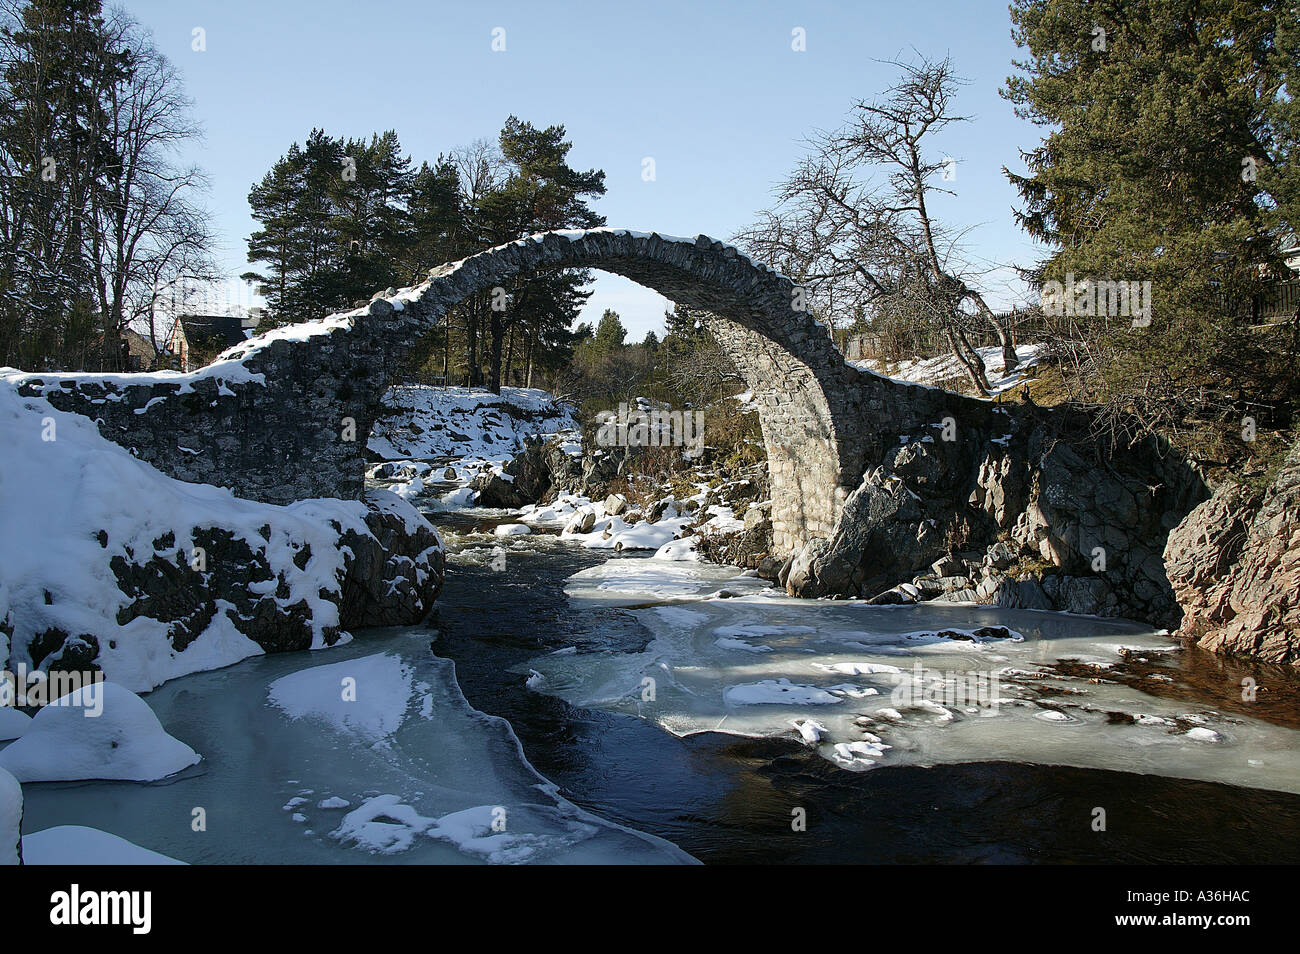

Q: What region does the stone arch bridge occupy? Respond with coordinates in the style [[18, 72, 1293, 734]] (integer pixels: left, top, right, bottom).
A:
[[17, 229, 989, 564]]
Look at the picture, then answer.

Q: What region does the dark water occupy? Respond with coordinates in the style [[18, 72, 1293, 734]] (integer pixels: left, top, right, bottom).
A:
[[432, 512, 1300, 864]]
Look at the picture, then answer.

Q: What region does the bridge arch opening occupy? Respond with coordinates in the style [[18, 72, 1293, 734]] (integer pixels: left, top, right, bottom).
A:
[[352, 230, 867, 556]]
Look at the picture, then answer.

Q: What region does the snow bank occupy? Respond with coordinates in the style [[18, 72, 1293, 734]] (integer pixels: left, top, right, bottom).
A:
[[853, 343, 1043, 397], [534, 492, 738, 554], [563, 511, 696, 551], [22, 825, 185, 865], [0, 380, 376, 692], [0, 707, 31, 742], [368, 385, 577, 462], [0, 682, 199, 782]]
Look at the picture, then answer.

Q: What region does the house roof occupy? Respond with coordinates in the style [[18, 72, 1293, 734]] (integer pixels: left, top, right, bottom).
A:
[[121, 328, 156, 360], [180, 314, 249, 350]]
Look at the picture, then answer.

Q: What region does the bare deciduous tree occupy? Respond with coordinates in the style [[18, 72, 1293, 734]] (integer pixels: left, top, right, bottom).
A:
[[94, 9, 214, 360], [735, 56, 1017, 396]]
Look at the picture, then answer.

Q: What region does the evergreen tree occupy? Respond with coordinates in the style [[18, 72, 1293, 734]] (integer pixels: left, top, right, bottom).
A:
[[245, 129, 424, 325], [1003, 0, 1299, 449], [592, 307, 626, 350], [474, 116, 606, 392], [664, 302, 703, 340], [243, 116, 605, 389]]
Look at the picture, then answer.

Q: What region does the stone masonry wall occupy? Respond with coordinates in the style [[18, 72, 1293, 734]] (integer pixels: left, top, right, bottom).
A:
[[9, 230, 929, 559]]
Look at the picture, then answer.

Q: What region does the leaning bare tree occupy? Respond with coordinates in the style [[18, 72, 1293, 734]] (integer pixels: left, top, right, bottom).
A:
[[735, 56, 1018, 396], [93, 9, 214, 360]]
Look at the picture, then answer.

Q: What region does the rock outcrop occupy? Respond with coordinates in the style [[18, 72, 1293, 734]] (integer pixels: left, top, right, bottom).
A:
[[785, 405, 1206, 627], [3, 490, 443, 691], [504, 434, 641, 503], [1165, 440, 1300, 665], [0, 377, 444, 691]]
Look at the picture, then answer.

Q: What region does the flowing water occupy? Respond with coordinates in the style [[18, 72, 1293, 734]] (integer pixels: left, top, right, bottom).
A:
[[16, 496, 1300, 864]]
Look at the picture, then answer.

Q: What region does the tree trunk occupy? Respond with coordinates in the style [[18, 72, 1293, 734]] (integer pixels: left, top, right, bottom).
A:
[[504, 322, 516, 386], [487, 311, 506, 394], [957, 327, 994, 393], [442, 308, 450, 380], [464, 299, 479, 387], [525, 329, 536, 388], [996, 319, 1019, 373], [943, 324, 991, 396], [979, 299, 1018, 373]]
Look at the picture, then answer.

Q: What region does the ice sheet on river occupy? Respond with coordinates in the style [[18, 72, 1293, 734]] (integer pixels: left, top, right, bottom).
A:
[[15, 640, 695, 864], [523, 558, 1300, 794]]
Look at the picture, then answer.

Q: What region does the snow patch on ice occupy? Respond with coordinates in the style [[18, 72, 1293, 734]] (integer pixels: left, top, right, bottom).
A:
[[268, 653, 415, 746]]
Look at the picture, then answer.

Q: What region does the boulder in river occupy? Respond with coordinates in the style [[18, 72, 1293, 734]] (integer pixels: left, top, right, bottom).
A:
[[565, 510, 597, 534], [469, 472, 523, 509]]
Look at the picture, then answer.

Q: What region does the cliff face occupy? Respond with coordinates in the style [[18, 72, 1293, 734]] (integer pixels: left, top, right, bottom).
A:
[[783, 403, 1207, 628], [1165, 440, 1300, 665]]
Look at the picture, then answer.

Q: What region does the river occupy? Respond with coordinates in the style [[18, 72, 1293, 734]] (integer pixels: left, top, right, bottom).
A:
[[16, 494, 1300, 864]]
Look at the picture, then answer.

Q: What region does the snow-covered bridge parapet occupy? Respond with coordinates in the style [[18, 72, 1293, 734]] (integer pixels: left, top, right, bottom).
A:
[[7, 229, 990, 559]]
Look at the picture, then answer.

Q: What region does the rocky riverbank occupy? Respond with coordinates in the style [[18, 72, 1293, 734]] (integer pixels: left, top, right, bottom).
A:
[[476, 395, 1298, 667], [1164, 439, 1300, 665]]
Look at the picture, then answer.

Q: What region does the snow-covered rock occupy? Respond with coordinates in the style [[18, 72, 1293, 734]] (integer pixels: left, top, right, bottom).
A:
[[0, 380, 444, 692], [21, 825, 185, 865], [0, 682, 199, 782], [0, 707, 31, 741], [493, 524, 532, 537]]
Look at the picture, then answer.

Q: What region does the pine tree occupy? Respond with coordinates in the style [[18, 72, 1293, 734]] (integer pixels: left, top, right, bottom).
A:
[[246, 129, 425, 325], [1003, 0, 1299, 450], [663, 302, 701, 341], [474, 117, 606, 393]]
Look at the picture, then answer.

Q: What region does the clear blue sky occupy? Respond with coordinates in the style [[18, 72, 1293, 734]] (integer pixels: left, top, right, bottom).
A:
[[128, 0, 1047, 338]]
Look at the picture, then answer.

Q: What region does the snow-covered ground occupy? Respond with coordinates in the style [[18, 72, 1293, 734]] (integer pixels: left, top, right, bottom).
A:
[[368, 385, 578, 461], [854, 343, 1043, 397], [516, 485, 742, 555], [519, 557, 1300, 791]]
